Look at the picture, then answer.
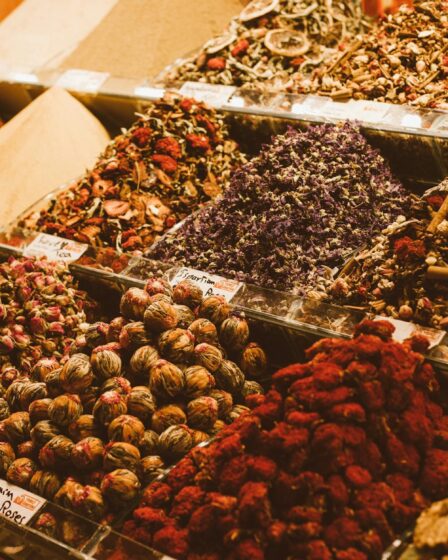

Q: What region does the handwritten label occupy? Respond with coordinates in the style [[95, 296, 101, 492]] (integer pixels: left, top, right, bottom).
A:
[[24, 233, 87, 263], [321, 99, 356, 120], [0, 479, 45, 525], [375, 316, 445, 349], [350, 100, 390, 124], [179, 82, 236, 108], [169, 267, 242, 301], [56, 69, 109, 93]]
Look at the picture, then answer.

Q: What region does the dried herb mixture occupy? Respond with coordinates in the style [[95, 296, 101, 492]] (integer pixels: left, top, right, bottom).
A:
[[162, 0, 369, 90], [21, 95, 245, 253], [296, 0, 448, 108], [123, 320, 448, 560], [149, 122, 413, 295]]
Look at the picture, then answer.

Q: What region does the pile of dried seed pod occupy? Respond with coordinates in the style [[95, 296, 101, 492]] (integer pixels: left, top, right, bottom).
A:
[[0, 277, 266, 521], [0, 256, 95, 374], [328, 187, 448, 330], [20, 95, 245, 252], [162, 0, 369, 90], [296, 0, 448, 108]]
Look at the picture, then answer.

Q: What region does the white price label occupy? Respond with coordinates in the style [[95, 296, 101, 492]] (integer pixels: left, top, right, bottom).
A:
[[170, 267, 242, 301], [375, 316, 445, 349], [24, 233, 87, 263], [56, 69, 109, 93], [0, 479, 45, 525], [351, 100, 390, 124], [179, 82, 236, 108], [322, 99, 355, 120]]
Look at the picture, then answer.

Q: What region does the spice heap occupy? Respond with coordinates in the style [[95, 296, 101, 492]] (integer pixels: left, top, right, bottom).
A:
[[296, 1, 448, 109], [163, 0, 368, 89], [149, 122, 412, 295], [0, 278, 266, 521], [328, 189, 448, 330], [20, 95, 245, 252], [123, 320, 448, 560], [0, 256, 94, 373]]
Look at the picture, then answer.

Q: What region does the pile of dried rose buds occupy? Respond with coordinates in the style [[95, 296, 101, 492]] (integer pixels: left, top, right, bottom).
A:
[[0, 278, 266, 522], [329, 190, 448, 330], [0, 256, 94, 373], [20, 95, 245, 252], [123, 320, 448, 560], [149, 121, 413, 295]]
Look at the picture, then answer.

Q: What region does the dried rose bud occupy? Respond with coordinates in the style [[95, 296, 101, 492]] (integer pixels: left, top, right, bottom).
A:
[[192, 430, 209, 446], [29, 398, 52, 425], [173, 305, 195, 329], [241, 380, 264, 398], [101, 468, 141, 504], [39, 435, 74, 469], [127, 387, 157, 424], [159, 424, 193, 459], [158, 328, 195, 363], [79, 386, 100, 414], [194, 343, 223, 373], [220, 316, 250, 351], [119, 322, 152, 350], [100, 377, 131, 396], [152, 405, 187, 434], [139, 430, 160, 456], [33, 512, 57, 538], [4, 411, 30, 443], [0, 335, 14, 354], [129, 345, 160, 381], [1, 367, 20, 388], [84, 322, 109, 350], [71, 437, 105, 471], [104, 441, 141, 472], [184, 366, 216, 398], [0, 442, 15, 474], [187, 397, 218, 431], [215, 359, 245, 395], [226, 404, 250, 423], [48, 394, 83, 427], [17, 440, 36, 459], [188, 318, 218, 345], [91, 348, 122, 380], [240, 343, 267, 379], [144, 300, 178, 333], [20, 382, 48, 411], [60, 353, 93, 393], [172, 280, 204, 310], [209, 389, 233, 419], [30, 470, 62, 499], [108, 414, 145, 446], [68, 414, 102, 442], [145, 278, 173, 298], [93, 390, 127, 427], [150, 360, 185, 400], [139, 455, 165, 485], [0, 398, 9, 421], [198, 295, 231, 326], [30, 358, 58, 382], [30, 420, 61, 446], [120, 287, 151, 320]]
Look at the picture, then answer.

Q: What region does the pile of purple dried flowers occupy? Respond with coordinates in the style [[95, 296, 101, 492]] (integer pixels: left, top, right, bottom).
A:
[[148, 122, 413, 295]]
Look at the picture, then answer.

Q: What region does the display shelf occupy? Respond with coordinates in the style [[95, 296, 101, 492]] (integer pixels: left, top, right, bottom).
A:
[[0, 228, 446, 372]]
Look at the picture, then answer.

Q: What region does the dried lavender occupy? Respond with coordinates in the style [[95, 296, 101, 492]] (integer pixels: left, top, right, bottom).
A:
[[149, 122, 413, 295], [20, 95, 245, 253], [296, 1, 448, 108], [162, 0, 369, 90]]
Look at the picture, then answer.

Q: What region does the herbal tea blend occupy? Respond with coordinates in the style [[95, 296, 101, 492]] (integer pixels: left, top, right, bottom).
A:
[[296, 0, 448, 108], [21, 95, 245, 252], [162, 0, 369, 90], [149, 122, 413, 295], [124, 320, 448, 560]]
